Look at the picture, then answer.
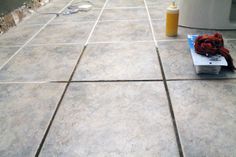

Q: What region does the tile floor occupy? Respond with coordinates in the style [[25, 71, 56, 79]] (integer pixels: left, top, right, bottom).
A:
[[0, 0, 236, 157]]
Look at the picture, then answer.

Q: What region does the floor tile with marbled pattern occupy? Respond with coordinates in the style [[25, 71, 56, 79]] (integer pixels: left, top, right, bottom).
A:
[[148, 7, 166, 20], [106, 0, 145, 8], [0, 47, 19, 67], [39, 82, 179, 157], [0, 83, 66, 157], [72, 0, 106, 9], [168, 80, 236, 157], [73, 42, 162, 80], [30, 22, 94, 45], [146, 0, 170, 8], [0, 45, 83, 82], [0, 24, 43, 46], [51, 8, 101, 24], [89, 20, 152, 42], [100, 8, 148, 21]]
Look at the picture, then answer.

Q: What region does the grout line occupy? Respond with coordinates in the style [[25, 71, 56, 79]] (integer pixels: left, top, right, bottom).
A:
[[0, 45, 22, 48], [0, 81, 50, 84], [85, 0, 109, 45], [99, 19, 149, 22], [49, 81, 68, 83], [1, 77, 235, 84], [0, 0, 75, 71], [151, 19, 164, 21], [25, 42, 84, 46], [0, 39, 189, 48], [22, 19, 153, 28], [155, 46, 184, 157], [225, 38, 236, 41], [17, 23, 45, 27], [70, 79, 163, 83], [22, 18, 164, 27], [19, 40, 154, 47], [149, 18, 165, 21], [2, 36, 233, 48], [88, 40, 154, 44], [104, 6, 146, 9], [0, 41, 155, 48], [157, 39, 187, 42], [166, 77, 236, 81], [179, 25, 236, 31], [0, 81, 69, 84], [44, 20, 96, 25], [143, 0, 157, 46]]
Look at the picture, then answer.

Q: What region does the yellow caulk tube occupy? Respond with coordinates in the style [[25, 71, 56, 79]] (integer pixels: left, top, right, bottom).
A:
[[166, 0, 179, 37]]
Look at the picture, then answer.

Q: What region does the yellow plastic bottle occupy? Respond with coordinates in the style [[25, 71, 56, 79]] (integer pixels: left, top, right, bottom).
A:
[[166, 0, 179, 37]]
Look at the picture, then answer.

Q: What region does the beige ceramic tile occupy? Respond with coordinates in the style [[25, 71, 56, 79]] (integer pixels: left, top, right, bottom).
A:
[[30, 22, 94, 44], [106, 0, 145, 8], [73, 42, 162, 80], [100, 8, 148, 21], [90, 20, 152, 42], [39, 82, 179, 157], [0, 45, 83, 82], [0, 83, 66, 157], [168, 80, 236, 157], [0, 47, 19, 67]]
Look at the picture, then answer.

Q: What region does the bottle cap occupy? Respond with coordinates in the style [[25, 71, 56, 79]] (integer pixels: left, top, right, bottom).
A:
[[170, 0, 177, 9], [167, 0, 179, 12]]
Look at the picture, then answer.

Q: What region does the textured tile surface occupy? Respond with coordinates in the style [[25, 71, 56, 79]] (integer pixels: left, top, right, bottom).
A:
[[157, 41, 236, 79], [100, 8, 148, 21], [1, 0, 236, 156], [8, 0, 71, 26], [21, 13, 54, 25], [148, 7, 165, 20], [0, 45, 83, 82], [152, 20, 215, 40], [168, 80, 236, 157], [0, 47, 19, 67], [73, 0, 106, 9], [219, 30, 236, 39], [30, 22, 94, 45], [73, 42, 161, 80], [0, 83, 66, 157], [51, 0, 72, 5], [89, 20, 152, 42], [39, 82, 179, 157], [146, 0, 170, 7], [52, 9, 101, 23], [225, 40, 236, 59], [106, 0, 145, 8], [0, 25, 43, 46], [35, 1, 69, 13]]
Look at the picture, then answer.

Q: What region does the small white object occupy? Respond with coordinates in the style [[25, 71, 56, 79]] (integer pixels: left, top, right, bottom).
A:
[[63, 1, 93, 15], [187, 35, 228, 74], [78, 4, 92, 10]]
